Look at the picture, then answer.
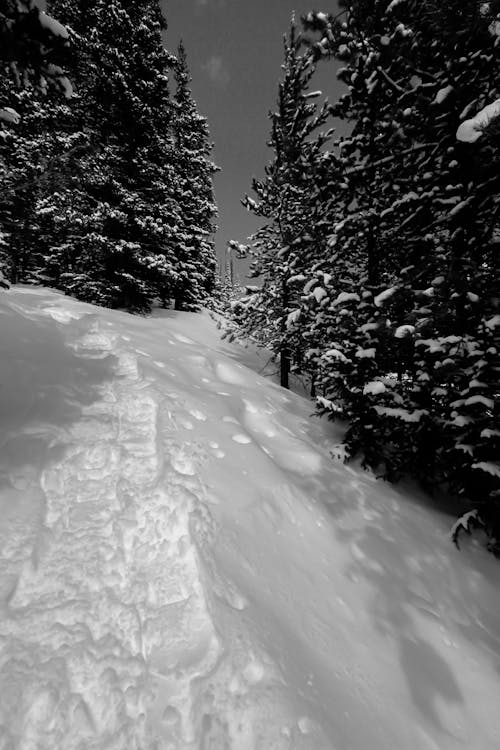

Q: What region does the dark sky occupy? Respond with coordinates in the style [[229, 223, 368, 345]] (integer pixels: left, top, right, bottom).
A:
[[162, 1, 342, 273]]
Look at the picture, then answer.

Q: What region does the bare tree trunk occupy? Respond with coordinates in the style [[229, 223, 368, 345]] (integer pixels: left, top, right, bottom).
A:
[[310, 377, 316, 398], [280, 347, 290, 389], [280, 277, 290, 389]]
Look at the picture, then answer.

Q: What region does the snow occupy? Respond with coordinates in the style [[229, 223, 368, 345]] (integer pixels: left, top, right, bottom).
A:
[[435, 85, 453, 104], [374, 406, 427, 423], [472, 462, 500, 478], [456, 98, 500, 142], [416, 338, 446, 354], [1, 287, 500, 749], [324, 348, 349, 363], [374, 286, 397, 307], [312, 286, 327, 303], [360, 322, 379, 333], [0, 107, 21, 125], [481, 429, 500, 439], [363, 381, 387, 396], [355, 346, 376, 358], [485, 314, 500, 329], [285, 309, 301, 329], [332, 291, 360, 307], [59, 75, 74, 98], [449, 199, 468, 216], [449, 510, 479, 541], [387, 0, 406, 11], [316, 396, 343, 413], [395, 324, 415, 338], [0, 269, 10, 289], [463, 395, 494, 409], [38, 10, 69, 39]]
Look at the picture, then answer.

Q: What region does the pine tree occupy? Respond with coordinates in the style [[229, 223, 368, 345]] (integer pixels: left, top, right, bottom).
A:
[[0, 0, 71, 284], [32, 0, 182, 310], [229, 19, 336, 388], [0, 0, 71, 112], [302, 1, 500, 549], [2, 1, 220, 313], [170, 42, 218, 311]]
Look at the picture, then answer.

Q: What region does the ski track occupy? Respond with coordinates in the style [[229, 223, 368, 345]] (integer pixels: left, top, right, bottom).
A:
[[0, 315, 260, 749]]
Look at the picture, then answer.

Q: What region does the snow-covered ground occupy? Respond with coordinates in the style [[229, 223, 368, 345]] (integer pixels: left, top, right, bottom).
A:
[[0, 286, 499, 750]]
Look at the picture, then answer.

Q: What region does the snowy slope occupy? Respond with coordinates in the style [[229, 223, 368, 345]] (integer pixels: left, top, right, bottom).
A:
[[0, 287, 499, 750]]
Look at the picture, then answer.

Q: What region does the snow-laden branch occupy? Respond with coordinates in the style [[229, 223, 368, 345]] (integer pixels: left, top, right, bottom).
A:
[[456, 99, 500, 143], [344, 142, 438, 175]]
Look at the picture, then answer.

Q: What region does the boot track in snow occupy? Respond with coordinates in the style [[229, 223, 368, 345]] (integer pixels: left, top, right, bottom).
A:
[[0, 317, 230, 748]]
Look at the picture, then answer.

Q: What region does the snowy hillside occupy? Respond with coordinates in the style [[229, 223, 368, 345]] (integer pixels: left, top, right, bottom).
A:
[[1, 286, 499, 750]]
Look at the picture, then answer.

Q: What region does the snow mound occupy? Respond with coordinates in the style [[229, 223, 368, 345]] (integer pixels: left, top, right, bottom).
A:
[[1, 287, 499, 750]]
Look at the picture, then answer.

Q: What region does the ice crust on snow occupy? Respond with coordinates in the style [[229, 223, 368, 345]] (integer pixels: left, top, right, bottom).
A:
[[1, 288, 500, 750]]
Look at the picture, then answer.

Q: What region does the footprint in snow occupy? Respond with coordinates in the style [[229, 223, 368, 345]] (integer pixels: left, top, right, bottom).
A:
[[170, 448, 196, 476]]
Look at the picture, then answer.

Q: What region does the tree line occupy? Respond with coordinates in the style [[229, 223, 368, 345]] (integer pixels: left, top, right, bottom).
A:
[[0, 0, 218, 312], [228, 0, 500, 552]]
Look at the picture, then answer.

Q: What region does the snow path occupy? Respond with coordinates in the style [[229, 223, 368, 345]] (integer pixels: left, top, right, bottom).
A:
[[1, 315, 222, 748], [0, 288, 500, 750]]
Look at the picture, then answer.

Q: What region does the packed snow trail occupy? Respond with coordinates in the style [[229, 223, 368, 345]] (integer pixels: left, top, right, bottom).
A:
[[0, 288, 499, 750]]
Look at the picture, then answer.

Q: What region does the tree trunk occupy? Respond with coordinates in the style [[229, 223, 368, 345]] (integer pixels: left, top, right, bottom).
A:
[[310, 377, 316, 398], [280, 276, 290, 389], [367, 214, 380, 286], [280, 347, 290, 389]]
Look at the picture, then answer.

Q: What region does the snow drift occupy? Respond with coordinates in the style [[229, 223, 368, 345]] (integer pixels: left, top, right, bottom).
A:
[[0, 287, 499, 750]]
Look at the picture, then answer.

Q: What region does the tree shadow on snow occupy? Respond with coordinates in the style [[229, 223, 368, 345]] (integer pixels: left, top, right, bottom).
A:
[[327, 471, 500, 738], [0, 303, 117, 489]]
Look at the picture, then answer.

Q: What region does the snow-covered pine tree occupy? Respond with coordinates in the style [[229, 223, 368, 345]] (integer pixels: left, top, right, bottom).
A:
[[0, 0, 71, 284], [211, 241, 245, 314], [301, 2, 421, 459], [170, 42, 218, 311], [4, 0, 188, 310], [303, 1, 500, 549], [0, 0, 71, 111], [34, 0, 184, 311], [229, 19, 335, 389]]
